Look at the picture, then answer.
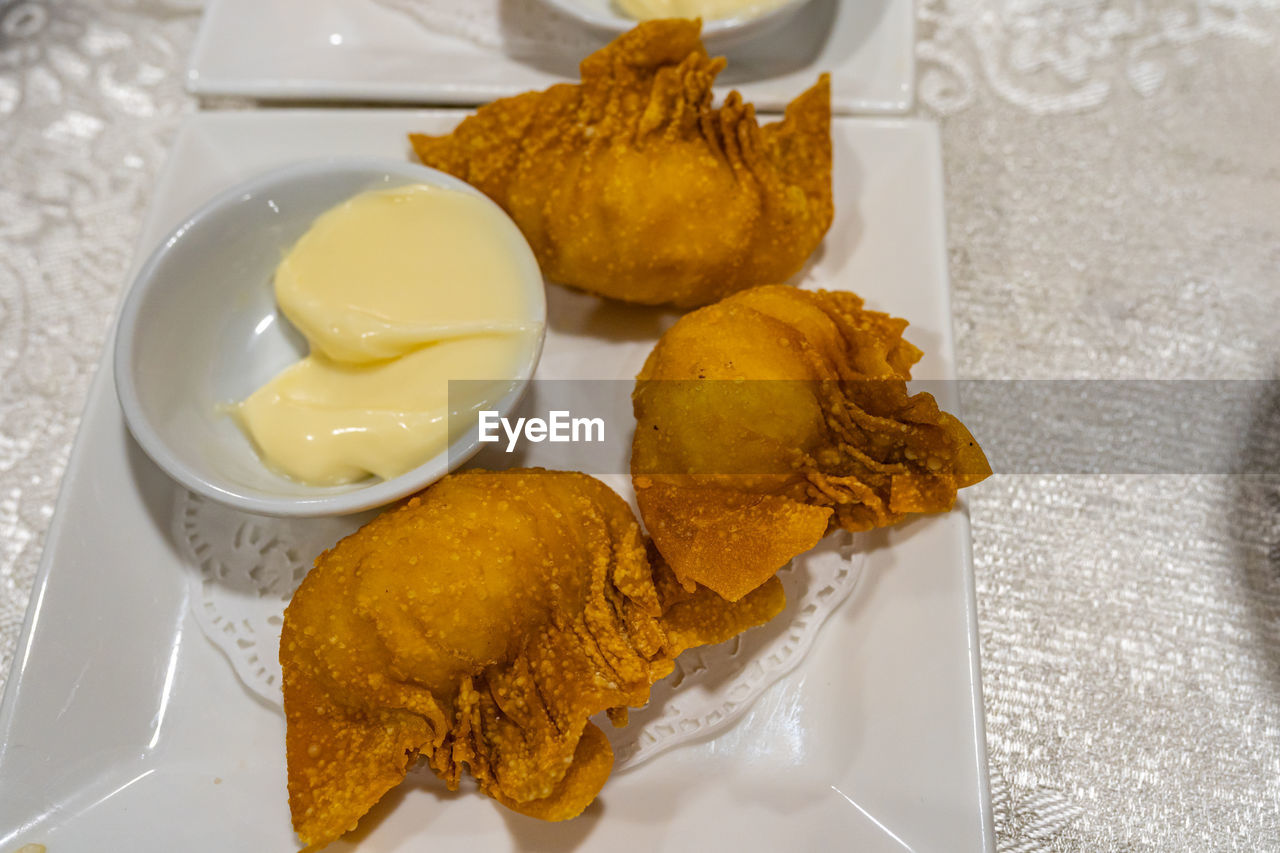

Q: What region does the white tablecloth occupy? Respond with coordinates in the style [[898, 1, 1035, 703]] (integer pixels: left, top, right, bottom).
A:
[[2, 0, 1278, 848]]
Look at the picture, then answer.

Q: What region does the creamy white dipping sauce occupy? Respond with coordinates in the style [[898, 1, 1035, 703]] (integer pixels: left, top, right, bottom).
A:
[[615, 0, 790, 22], [236, 183, 540, 486]]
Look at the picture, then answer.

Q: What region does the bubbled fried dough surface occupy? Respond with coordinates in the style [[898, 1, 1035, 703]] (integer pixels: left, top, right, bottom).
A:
[[281, 469, 785, 848], [632, 286, 992, 601], [409, 19, 832, 308]]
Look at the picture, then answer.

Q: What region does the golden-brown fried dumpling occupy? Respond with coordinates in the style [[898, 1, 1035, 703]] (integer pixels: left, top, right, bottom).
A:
[[409, 19, 832, 308], [632, 286, 992, 601], [281, 469, 783, 848]]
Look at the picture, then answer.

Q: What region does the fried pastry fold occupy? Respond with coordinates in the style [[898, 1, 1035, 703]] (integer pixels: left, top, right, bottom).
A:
[[632, 286, 992, 601], [410, 19, 832, 308], [282, 469, 783, 848]]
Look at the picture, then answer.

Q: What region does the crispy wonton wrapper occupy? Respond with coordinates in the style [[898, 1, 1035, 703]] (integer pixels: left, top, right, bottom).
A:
[[282, 469, 783, 849], [632, 286, 992, 601], [410, 19, 832, 308]]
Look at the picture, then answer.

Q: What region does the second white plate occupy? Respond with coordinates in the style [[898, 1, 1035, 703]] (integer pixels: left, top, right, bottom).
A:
[[187, 0, 915, 114]]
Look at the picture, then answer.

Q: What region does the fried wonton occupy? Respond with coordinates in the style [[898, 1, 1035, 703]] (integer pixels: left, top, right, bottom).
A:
[[632, 286, 992, 601], [409, 19, 832, 308], [281, 469, 783, 848]]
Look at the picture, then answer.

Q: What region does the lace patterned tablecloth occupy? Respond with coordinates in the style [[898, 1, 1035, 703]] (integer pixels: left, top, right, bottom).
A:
[[2, 1, 1278, 849]]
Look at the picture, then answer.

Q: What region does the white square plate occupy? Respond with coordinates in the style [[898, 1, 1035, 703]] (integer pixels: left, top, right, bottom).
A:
[[0, 110, 991, 852], [187, 0, 915, 114]]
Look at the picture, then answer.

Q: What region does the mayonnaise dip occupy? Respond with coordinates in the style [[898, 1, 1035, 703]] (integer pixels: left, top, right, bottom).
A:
[[237, 183, 540, 486], [615, 0, 789, 22]]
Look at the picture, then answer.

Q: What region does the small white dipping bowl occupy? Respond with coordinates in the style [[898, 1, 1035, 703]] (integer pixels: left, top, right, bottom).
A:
[[540, 0, 815, 49], [114, 158, 546, 518]]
